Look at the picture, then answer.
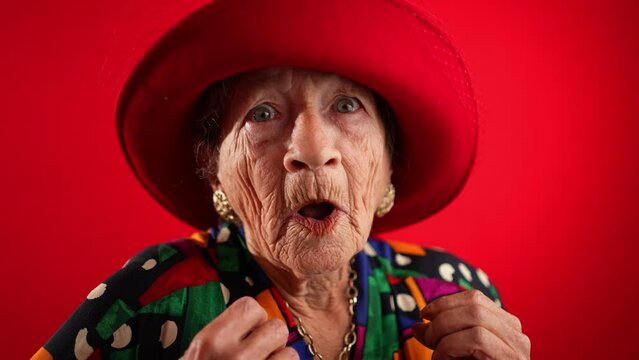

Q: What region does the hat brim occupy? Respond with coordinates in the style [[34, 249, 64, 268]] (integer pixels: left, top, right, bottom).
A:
[[117, 0, 478, 234]]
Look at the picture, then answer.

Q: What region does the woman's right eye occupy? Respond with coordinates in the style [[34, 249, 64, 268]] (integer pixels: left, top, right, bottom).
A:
[[248, 103, 277, 122]]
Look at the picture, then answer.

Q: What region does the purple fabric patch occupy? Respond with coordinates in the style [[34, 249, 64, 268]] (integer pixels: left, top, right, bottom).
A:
[[401, 326, 414, 339], [354, 325, 366, 360], [414, 278, 462, 302], [287, 330, 300, 343]]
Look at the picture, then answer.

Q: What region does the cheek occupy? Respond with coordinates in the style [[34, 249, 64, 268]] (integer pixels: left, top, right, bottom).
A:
[[343, 126, 390, 197], [342, 122, 391, 218], [216, 127, 287, 237]]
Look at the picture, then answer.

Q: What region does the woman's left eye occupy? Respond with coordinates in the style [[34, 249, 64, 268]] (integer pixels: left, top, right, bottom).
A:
[[335, 96, 361, 113]]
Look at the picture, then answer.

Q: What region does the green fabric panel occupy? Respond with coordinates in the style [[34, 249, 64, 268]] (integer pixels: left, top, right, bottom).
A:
[[216, 245, 240, 272], [138, 288, 187, 318], [96, 299, 136, 340], [109, 346, 137, 360], [376, 256, 426, 278], [458, 278, 473, 290], [158, 244, 179, 263], [381, 313, 399, 354], [364, 267, 396, 359], [180, 281, 226, 353]]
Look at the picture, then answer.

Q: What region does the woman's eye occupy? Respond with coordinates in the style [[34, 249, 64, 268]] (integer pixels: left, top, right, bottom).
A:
[[335, 97, 361, 113], [248, 103, 276, 122]]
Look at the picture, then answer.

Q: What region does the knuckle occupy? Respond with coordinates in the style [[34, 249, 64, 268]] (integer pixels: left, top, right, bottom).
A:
[[467, 289, 485, 304], [234, 296, 259, 309], [265, 318, 289, 342], [230, 349, 251, 360], [520, 333, 532, 352], [468, 304, 488, 324], [233, 296, 266, 319], [469, 326, 490, 347], [186, 335, 213, 358], [511, 314, 523, 332]]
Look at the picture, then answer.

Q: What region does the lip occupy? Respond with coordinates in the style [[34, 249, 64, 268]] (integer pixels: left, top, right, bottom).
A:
[[292, 199, 347, 215], [290, 200, 346, 236], [291, 208, 344, 236]]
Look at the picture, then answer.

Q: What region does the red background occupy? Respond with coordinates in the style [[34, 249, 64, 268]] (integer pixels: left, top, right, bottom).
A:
[[2, 0, 638, 358]]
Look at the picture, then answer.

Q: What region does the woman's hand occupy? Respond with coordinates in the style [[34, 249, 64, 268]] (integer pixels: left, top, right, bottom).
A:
[[412, 290, 530, 360], [181, 296, 299, 359]]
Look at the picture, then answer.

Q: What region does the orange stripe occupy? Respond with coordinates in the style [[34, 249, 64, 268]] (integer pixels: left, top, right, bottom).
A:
[[403, 337, 433, 359], [405, 276, 427, 312], [387, 240, 426, 256], [188, 231, 210, 247], [256, 290, 286, 323], [30, 347, 53, 360]]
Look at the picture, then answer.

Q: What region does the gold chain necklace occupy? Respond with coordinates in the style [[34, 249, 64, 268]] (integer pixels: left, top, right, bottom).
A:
[[285, 260, 358, 360]]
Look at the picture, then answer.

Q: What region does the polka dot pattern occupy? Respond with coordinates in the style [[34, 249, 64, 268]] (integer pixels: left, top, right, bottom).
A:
[[396, 293, 417, 312], [87, 283, 106, 300], [159, 320, 178, 349], [395, 253, 412, 266], [438, 263, 455, 282], [216, 227, 231, 243], [220, 283, 230, 304], [142, 259, 157, 270], [38, 225, 503, 359], [477, 268, 491, 287], [111, 324, 132, 349], [458, 263, 473, 281], [364, 242, 377, 256], [73, 328, 93, 360]]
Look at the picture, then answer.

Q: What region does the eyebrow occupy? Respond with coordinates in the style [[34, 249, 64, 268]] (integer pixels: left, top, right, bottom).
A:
[[237, 69, 369, 98]]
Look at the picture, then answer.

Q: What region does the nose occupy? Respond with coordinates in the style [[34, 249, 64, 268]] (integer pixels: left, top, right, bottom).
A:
[[283, 111, 341, 172]]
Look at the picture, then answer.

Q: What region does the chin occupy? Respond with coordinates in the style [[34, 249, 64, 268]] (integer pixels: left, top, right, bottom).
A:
[[283, 223, 363, 277], [292, 246, 350, 276]]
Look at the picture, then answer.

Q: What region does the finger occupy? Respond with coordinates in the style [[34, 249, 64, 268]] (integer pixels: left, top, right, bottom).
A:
[[182, 297, 269, 359], [423, 303, 523, 350], [218, 296, 269, 339], [431, 326, 518, 360], [268, 347, 300, 360], [422, 290, 499, 319], [239, 318, 290, 359], [422, 290, 522, 332], [411, 322, 432, 348]]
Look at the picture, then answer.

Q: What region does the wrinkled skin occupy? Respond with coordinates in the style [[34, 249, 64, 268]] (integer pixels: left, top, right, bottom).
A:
[[215, 67, 392, 280], [185, 67, 530, 359], [204, 67, 392, 358]]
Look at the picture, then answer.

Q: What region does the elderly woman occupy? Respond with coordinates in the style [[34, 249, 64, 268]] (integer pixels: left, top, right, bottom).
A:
[[33, 0, 529, 359]]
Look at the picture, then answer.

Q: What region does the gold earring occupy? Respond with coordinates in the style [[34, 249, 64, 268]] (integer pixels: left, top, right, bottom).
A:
[[213, 190, 237, 222], [376, 183, 395, 218]]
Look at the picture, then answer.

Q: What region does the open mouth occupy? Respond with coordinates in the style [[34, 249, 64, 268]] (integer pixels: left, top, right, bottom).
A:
[[297, 202, 335, 220]]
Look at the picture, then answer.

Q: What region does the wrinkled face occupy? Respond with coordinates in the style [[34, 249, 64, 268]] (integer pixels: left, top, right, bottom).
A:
[[215, 67, 392, 278]]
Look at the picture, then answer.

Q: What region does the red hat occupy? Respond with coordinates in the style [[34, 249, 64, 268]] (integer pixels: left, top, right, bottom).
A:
[[116, 0, 478, 234]]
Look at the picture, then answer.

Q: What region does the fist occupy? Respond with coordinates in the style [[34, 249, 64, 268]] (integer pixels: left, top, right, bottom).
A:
[[181, 296, 299, 359], [412, 290, 530, 360]]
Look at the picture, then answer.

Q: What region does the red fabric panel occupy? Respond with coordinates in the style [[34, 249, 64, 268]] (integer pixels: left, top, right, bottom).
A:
[[139, 255, 219, 305]]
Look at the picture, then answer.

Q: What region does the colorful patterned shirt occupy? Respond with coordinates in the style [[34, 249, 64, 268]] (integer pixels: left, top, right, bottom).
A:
[[33, 223, 501, 360]]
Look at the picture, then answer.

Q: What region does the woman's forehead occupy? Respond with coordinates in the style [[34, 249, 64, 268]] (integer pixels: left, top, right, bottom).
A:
[[234, 67, 370, 95]]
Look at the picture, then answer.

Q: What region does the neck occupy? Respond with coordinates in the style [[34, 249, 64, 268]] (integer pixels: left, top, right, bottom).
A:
[[253, 255, 351, 311], [253, 256, 355, 359]]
